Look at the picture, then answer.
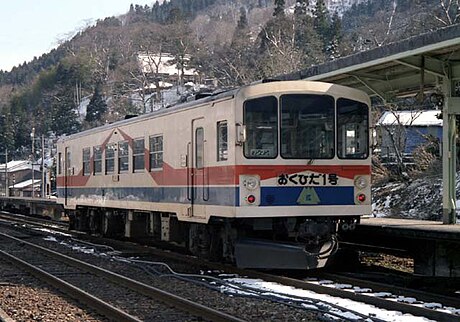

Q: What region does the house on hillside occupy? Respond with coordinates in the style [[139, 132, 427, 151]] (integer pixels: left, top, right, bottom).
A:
[[0, 160, 41, 197], [375, 110, 442, 158], [137, 53, 198, 84]]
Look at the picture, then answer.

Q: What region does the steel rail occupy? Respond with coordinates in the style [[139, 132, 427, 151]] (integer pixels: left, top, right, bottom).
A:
[[94, 235, 459, 322], [0, 306, 15, 322], [0, 211, 69, 230], [0, 232, 245, 322], [241, 270, 459, 322], [322, 272, 460, 309], [3, 211, 457, 321], [0, 250, 142, 322]]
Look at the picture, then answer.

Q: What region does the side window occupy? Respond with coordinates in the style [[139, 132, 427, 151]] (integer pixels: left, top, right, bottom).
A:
[[149, 135, 163, 170], [196, 127, 204, 169], [217, 121, 228, 161], [93, 146, 102, 175], [105, 143, 116, 174], [82, 148, 91, 176], [133, 138, 145, 172], [58, 153, 62, 175], [337, 98, 369, 159], [118, 141, 129, 173]]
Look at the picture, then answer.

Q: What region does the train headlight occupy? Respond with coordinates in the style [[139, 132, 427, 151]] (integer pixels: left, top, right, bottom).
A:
[[354, 176, 368, 189], [243, 176, 259, 190], [240, 175, 260, 206]]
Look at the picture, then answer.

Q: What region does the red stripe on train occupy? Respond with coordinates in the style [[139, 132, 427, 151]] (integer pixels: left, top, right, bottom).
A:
[[57, 164, 371, 187]]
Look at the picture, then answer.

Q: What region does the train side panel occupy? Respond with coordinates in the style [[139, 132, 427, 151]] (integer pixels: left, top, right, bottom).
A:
[[57, 96, 238, 223]]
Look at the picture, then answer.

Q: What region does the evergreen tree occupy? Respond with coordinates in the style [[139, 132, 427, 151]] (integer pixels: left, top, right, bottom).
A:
[[0, 109, 16, 155], [326, 12, 343, 60], [85, 84, 107, 125], [313, 0, 330, 38], [273, 0, 285, 17], [313, 0, 331, 51], [236, 7, 248, 30], [50, 92, 80, 136], [294, 0, 309, 16]]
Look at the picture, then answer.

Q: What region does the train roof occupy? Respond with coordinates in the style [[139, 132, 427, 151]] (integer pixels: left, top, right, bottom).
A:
[[58, 86, 238, 142], [58, 80, 368, 143]]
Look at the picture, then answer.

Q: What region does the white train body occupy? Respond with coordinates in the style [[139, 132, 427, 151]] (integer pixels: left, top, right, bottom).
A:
[[56, 80, 371, 269]]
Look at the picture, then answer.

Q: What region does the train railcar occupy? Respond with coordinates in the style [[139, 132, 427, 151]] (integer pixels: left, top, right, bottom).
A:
[[56, 80, 371, 269]]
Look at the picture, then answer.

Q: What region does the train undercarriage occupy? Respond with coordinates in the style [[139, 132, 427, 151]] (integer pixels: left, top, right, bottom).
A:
[[67, 207, 359, 269]]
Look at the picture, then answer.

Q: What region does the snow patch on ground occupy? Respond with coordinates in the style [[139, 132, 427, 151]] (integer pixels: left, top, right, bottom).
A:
[[372, 176, 444, 220]]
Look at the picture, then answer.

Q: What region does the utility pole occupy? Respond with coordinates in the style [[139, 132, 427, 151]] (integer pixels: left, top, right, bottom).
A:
[[31, 127, 35, 198], [41, 135, 45, 198]]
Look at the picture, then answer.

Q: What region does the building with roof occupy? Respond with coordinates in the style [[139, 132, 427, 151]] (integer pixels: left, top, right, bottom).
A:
[[0, 160, 41, 197], [376, 110, 442, 158], [137, 53, 198, 83]]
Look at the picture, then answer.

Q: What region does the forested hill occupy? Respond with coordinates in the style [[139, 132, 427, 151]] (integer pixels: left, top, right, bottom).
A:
[[0, 0, 457, 158]]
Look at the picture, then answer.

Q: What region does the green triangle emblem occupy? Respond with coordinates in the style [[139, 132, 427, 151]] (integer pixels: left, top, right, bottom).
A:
[[297, 187, 320, 205]]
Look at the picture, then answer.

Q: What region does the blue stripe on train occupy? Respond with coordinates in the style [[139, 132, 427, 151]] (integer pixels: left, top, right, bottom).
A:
[[57, 186, 355, 207], [260, 186, 354, 206], [58, 186, 239, 206]]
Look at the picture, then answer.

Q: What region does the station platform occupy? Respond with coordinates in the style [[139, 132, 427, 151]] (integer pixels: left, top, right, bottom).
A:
[[0, 196, 62, 220], [341, 217, 460, 277], [358, 217, 460, 239]]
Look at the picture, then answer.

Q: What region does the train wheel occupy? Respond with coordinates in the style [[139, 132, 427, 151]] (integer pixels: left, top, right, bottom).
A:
[[188, 224, 223, 261]]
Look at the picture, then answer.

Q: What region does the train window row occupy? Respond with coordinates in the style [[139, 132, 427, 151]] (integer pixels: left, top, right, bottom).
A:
[[57, 121, 229, 177], [79, 135, 164, 176]]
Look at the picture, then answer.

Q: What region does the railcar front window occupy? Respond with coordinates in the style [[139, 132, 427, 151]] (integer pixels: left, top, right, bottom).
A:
[[337, 98, 369, 159], [280, 94, 334, 159], [244, 96, 278, 159]]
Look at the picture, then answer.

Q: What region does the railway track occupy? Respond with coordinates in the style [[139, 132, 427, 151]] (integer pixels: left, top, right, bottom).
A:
[[0, 211, 69, 231], [1, 211, 459, 321], [0, 231, 244, 322]]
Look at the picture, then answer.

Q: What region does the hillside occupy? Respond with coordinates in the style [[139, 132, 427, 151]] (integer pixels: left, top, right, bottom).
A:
[[0, 0, 457, 159]]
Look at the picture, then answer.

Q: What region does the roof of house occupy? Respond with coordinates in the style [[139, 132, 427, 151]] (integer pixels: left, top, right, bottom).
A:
[[0, 160, 40, 173], [137, 53, 197, 77], [377, 110, 443, 127], [9, 179, 41, 189]]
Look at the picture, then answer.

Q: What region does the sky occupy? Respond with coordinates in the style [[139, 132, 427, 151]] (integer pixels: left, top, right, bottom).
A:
[[0, 0, 156, 72]]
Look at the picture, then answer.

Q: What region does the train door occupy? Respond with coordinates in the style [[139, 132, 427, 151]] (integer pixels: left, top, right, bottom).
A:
[[188, 117, 208, 218]]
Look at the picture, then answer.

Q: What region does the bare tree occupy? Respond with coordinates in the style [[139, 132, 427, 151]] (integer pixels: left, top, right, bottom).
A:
[[435, 0, 460, 26], [379, 104, 424, 177], [115, 23, 169, 113], [257, 16, 308, 78]]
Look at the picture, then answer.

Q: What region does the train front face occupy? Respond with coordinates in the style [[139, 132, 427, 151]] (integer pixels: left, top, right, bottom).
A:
[[232, 81, 371, 269]]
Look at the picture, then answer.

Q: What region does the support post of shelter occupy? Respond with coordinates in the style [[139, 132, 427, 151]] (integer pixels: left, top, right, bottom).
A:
[[442, 84, 460, 224], [3, 150, 8, 197]]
